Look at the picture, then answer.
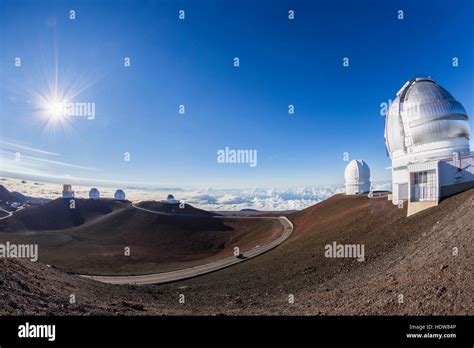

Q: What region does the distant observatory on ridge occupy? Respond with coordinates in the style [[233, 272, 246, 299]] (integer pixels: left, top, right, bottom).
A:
[[345, 160, 371, 195], [89, 188, 100, 200], [60, 185, 126, 200], [161, 194, 180, 204], [62, 184, 74, 199], [114, 189, 126, 201], [384, 77, 474, 215]]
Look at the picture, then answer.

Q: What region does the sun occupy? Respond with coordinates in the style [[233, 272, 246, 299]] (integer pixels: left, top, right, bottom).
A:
[[18, 23, 100, 138], [34, 95, 74, 136], [44, 99, 68, 121]]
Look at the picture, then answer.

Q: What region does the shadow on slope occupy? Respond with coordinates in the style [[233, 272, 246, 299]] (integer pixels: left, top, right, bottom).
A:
[[0, 198, 127, 232], [0, 202, 282, 276]]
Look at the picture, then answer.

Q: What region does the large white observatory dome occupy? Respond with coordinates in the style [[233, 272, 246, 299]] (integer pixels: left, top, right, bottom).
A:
[[384, 77, 471, 165], [344, 159, 371, 195], [89, 188, 100, 200], [114, 189, 126, 201]]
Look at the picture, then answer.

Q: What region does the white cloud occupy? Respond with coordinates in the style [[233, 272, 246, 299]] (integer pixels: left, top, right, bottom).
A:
[[0, 140, 61, 156], [0, 140, 101, 182]]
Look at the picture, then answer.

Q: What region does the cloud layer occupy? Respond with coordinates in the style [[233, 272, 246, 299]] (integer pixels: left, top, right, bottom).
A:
[[0, 177, 392, 211]]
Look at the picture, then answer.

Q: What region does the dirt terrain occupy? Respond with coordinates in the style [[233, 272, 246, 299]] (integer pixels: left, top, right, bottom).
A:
[[0, 185, 21, 204], [0, 194, 282, 275], [0, 189, 472, 315], [0, 198, 125, 231], [136, 200, 217, 216]]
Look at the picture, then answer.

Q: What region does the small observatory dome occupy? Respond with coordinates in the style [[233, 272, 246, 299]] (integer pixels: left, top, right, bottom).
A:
[[161, 194, 179, 204], [385, 77, 471, 161], [62, 184, 74, 199], [89, 188, 100, 200], [114, 189, 126, 201], [344, 160, 371, 195]]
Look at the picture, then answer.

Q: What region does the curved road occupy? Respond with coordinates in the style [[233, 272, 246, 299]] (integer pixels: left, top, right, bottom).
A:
[[0, 208, 13, 220], [81, 203, 293, 285], [0, 206, 24, 220]]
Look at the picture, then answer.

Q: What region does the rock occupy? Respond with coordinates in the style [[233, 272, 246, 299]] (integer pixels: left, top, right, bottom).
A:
[[121, 301, 144, 311]]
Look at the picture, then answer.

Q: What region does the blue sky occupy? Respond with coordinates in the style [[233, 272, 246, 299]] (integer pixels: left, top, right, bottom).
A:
[[0, 0, 473, 188]]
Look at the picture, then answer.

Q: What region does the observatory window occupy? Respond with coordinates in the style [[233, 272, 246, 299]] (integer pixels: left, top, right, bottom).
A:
[[410, 170, 437, 201], [412, 172, 428, 185]]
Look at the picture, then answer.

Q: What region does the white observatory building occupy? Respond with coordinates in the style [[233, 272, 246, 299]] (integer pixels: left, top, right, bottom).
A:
[[89, 188, 100, 200], [62, 184, 74, 199], [160, 194, 180, 204], [384, 77, 474, 215], [344, 159, 371, 195], [114, 189, 126, 201]]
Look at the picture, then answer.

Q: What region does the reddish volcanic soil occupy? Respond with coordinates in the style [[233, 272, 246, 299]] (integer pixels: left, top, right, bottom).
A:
[[0, 198, 126, 232], [0, 197, 283, 275], [0, 189, 472, 315], [137, 201, 218, 216]]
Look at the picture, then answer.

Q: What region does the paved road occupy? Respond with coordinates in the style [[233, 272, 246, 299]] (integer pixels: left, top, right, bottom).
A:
[[81, 204, 293, 285], [0, 206, 23, 220], [0, 209, 12, 220]]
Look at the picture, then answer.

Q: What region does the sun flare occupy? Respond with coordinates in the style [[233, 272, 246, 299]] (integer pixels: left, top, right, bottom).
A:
[[44, 99, 68, 121], [33, 92, 75, 136]]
